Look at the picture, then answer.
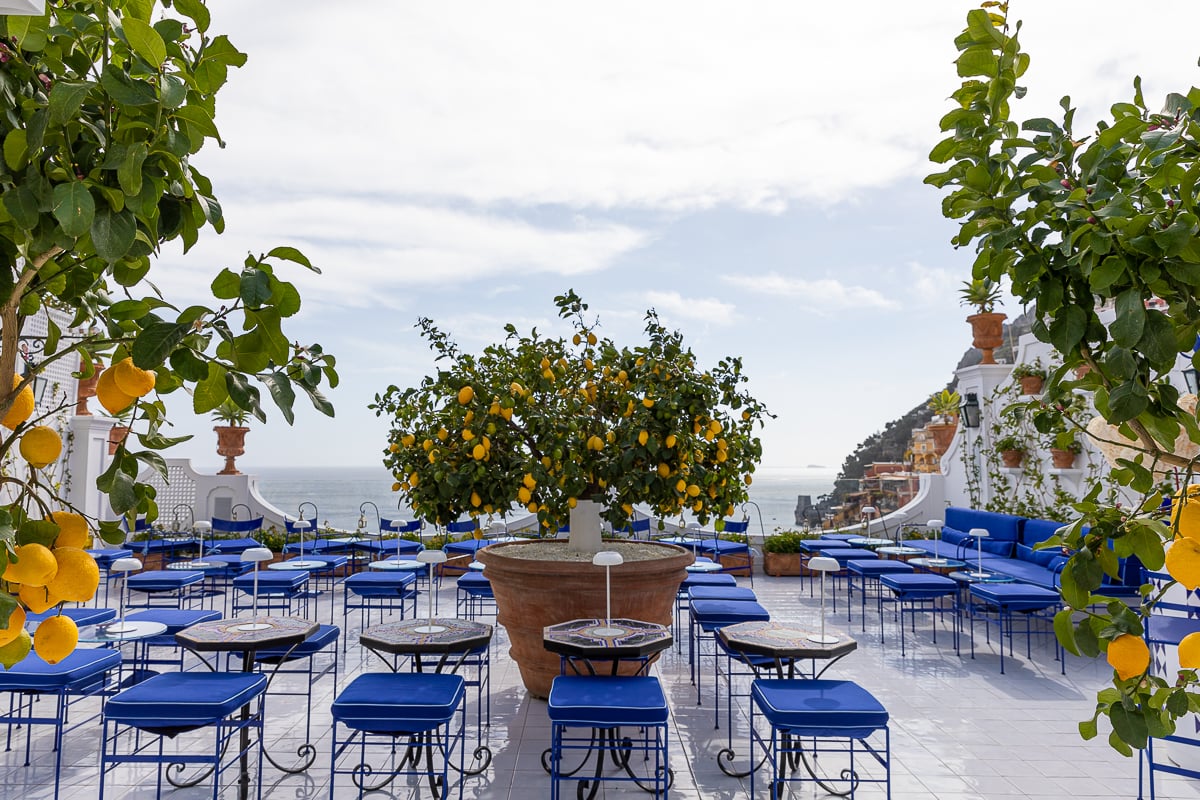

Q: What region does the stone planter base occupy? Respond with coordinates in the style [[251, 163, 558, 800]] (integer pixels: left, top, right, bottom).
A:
[[763, 552, 812, 577]]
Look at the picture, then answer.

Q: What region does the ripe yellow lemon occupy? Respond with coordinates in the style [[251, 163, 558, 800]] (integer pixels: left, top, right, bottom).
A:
[[458, 385, 474, 405], [49, 511, 89, 549], [19, 584, 61, 614], [1166, 537, 1200, 591], [1172, 485, 1200, 540], [0, 628, 31, 669], [470, 491, 482, 507], [112, 357, 156, 397], [19, 426, 61, 469], [587, 435, 604, 451], [46, 548, 99, 603], [95, 366, 135, 415], [4, 543, 57, 587], [0, 606, 26, 647], [638, 430, 649, 446], [1180, 631, 1200, 669], [1107, 633, 1150, 680], [33, 615, 77, 665], [523, 474, 537, 490], [1, 374, 34, 430], [657, 463, 671, 477], [642, 397, 654, 408], [518, 487, 532, 504], [665, 435, 677, 449]]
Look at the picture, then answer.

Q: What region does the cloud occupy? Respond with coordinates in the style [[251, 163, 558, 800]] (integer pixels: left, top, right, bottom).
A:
[[641, 291, 735, 326], [723, 273, 897, 311], [906, 262, 962, 306]]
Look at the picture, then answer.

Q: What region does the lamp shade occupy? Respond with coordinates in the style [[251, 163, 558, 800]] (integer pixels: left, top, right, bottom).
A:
[[968, 527, 989, 539], [926, 519, 943, 530], [194, 521, 212, 534], [592, 551, 623, 567], [241, 547, 273, 563], [417, 549, 447, 565], [0, 0, 43, 14], [808, 556, 840, 573], [111, 557, 142, 573], [292, 519, 311, 531], [861, 506, 877, 516]]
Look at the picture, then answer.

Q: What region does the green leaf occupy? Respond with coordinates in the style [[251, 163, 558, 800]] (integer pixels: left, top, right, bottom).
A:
[[239, 267, 271, 307], [168, 347, 209, 382], [1079, 718, 1098, 740], [1110, 704, 1149, 749], [173, 0, 211, 32], [122, 18, 166, 68], [1055, 608, 1080, 656], [957, 46, 998, 78], [98, 520, 126, 546], [262, 371, 296, 425], [1108, 380, 1149, 423], [131, 322, 188, 369], [118, 142, 148, 197], [48, 81, 94, 127], [300, 382, 335, 418], [1139, 312, 1179, 368], [173, 105, 221, 142], [16, 520, 58, 548], [108, 299, 151, 321], [1090, 255, 1127, 291], [267, 246, 319, 273], [3, 128, 27, 171], [211, 268, 240, 299], [1111, 288, 1146, 348], [2, 187, 39, 230], [91, 206, 137, 263], [193, 363, 228, 414], [1047, 304, 1088, 354], [100, 64, 158, 106], [52, 182, 96, 237]]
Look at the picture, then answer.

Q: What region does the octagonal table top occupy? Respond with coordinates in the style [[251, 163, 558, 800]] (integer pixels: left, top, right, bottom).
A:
[[718, 620, 857, 661], [543, 618, 673, 661], [175, 615, 319, 653], [360, 617, 493, 656]]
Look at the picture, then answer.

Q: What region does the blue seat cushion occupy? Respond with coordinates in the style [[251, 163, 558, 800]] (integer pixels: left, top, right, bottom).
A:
[[679, 574, 737, 590], [1146, 615, 1200, 646], [689, 599, 770, 627], [940, 527, 969, 547], [798, 540, 855, 553], [1021, 518, 1067, 547], [105, 672, 267, 735], [205, 537, 262, 554], [0, 649, 121, 692], [698, 539, 750, 557], [332, 673, 464, 734], [196, 554, 255, 576], [827, 549, 878, 565], [345, 572, 416, 596], [987, 559, 1060, 589], [255, 624, 341, 661], [548, 676, 668, 727], [752, 679, 888, 738], [87, 548, 133, 568], [846, 560, 914, 577], [302, 554, 348, 571], [880, 573, 957, 599], [444, 540, 488, 556], [27, 607, 116, 627], [127, 608, 221, 634], [977, 538, 1016, 557], [128, 570, 203, 591], [969, 583, 1060, 611], [456, 573, 491, 589], [687, 586, 757, 602], [233, 571, 308, 591]]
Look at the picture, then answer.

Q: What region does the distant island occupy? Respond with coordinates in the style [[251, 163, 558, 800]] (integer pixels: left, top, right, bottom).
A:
[[806, 464, 825, 469]]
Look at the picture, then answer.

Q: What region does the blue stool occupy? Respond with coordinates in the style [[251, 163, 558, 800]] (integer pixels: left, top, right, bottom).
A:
[[878, 573, 958, 656], [676, 573, 737, 649], [0, 649, 122, 800], [687, 585, 757, 602], [190, 554, 254, 614], [456, 572, 495, 619], [232, 569, 310, 617], [126, 608, 221, 677], [846, 560, 914, 630], [127, 569, 205, 609], [688, 598, 770, 714], [26, 606, 116, 628], [99, 671, 267, 800], [330, 672, 465, 799], [966, 583, 1063, 674], [251, 623, 340, 749], [342, 572, 417, 647], [750, 679, 890, 799], [87, 548, 133, 606], [547, 675, 669, 799]]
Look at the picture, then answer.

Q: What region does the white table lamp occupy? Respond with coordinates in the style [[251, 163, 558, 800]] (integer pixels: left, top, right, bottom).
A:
[[968, 527, 990, 578], [860, 506, 877, 535], [107, 557, 142, 633], [389, 520, 408, 559], [926, 520, 945, 563], [236, 547, 274, 631], [292, 519, 311, 559], [193, 520, 212, 556], [415, 549, 448, 633], [592, 551, 624, 636], [807, 556, 841, 644]]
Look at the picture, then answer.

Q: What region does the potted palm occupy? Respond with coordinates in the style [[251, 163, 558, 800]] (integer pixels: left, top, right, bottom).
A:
[[374, 291, 768, 697], [994, 435, 1026, 468], [926, 389, 961, 455], [212, 400, 251, 475], [959, 278, 1007, 364], [1011, 360, 1047, 395]]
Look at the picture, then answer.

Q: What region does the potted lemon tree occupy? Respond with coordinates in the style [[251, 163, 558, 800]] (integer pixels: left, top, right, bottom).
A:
[[374, 290, 768, 696]]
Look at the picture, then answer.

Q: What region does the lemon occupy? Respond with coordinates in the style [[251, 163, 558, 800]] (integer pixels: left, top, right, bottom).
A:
[[742, 410, 752, 421], [587, 435, 604, 451], [1166, 537, 1200, 591], [46, 548, 99, 603], [470, 492, 482, 507], [1172, 485, 1200, 540], [638, 431, 649, 446], [665, 435, 677, 449], [587, 333, 597, 346], [391, 481, 401, 492], [1180, 631, 1200, 669], [49, 511, 89, 549], [95, 367, 135, 415], [0, 606, 26, 648], [33, 615, 77, 665], [19, 584, 61, 614], [642, 397, 654, 408], [0, 628, 31, 669], [19, 426, 62, 469], [1, 374, 34, 430], [472, 444, 486, 460], [676, 479, 687, 493], [112, 357, 156, 397], [4, 543, 57, 587], [657, 463, 671, 477], [1107, 633, 1150, 680], [518, 487, 532, 504], [457, 386, 474, 405], [523, 474, 537, 490]]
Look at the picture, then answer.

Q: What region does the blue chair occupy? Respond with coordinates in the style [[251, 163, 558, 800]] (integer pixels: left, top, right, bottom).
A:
[[125, 608, 221, 677], [547, 675, 670, 799], [698, 519, 755, 583], [750, 679, 890, 799], [251, 624, 340, 747], [689, 598, 770, 710], [86, 547, 134, 605], [330, 672, 466, 799], [878, 573, 958, 656], [456, 571, 495, 619], [966, 583, 1063, 674], [232, 569, 310, 617], [342, 571, 417, 648], [126, 569, 205, 609], [99, 671, 268, 800], [205, 516, 264, 555], [846, 559, 914, 630], [615, 516, 653, 540], [0, 649, 122, 800], [676, 573, 737, 648]]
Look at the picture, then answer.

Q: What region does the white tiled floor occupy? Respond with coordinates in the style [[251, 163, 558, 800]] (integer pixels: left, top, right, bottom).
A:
[[6, 570, 1200, 799]]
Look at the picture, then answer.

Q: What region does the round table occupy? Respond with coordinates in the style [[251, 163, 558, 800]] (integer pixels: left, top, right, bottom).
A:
[[846, 537, 892, 549], [910, 557, 967, 574], [268, 559, 325, 571], [168, 560, 223, 571], [368, 559, 423, 571], [78, 619, 167, 642], [876, 545, 926, 561], [686, 561, 721, 573]]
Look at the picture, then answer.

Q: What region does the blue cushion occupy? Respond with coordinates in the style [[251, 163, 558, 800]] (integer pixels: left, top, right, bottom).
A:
[[827, 549, 878, 565], [940, 527, 969, 547], [456, 573, 491, 589], [444, 540, 488, 556], [205, 537, 262, 554], [27, 607, 116, 627], [255, 624, 341, 660], [1016, 544, 1063, 568], [333, 673, 464, 733], [0, 649, 121, 692], [548, 676, 668, 727], [978, 538, 1015, 557], [798, 540, 854, 553], [879, 573, 957, 599], [689, 599, 770, 627], [196, 554, 255, 576], [846, 560, 914, 577], [679, 574, 737, 590], [127, 570, 204, 591], [687, 586, 757, 602], [944, 507, 1021, 541], [302, 554, 348, 570], [969, 583, 1060, 611], [752, 679, 888, 737], [87, 548, 133, 568], [345, 572, 416, 596], [126, 608, 220, 633], [105, 672, 267, 734], [233, 571, 308, 591], [1021, 518, 1067, 547], [986, 559, 1058, 589], [698, 539, 750, 557]]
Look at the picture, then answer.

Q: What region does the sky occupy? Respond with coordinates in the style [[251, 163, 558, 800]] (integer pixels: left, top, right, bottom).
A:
[[144, 1, 1200, 474]]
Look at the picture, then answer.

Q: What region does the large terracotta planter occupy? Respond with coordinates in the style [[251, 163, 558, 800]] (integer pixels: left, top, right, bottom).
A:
[[764, 551, 810, 576], [477, 539, 692, 699], [107, 424, 130, 455], [928, 422, 958, 456], [967, 311, 1007, 365], [214, 425, 249, 475]]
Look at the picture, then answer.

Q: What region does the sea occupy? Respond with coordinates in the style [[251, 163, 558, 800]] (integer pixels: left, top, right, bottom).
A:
[[253, 465, 836, 536]]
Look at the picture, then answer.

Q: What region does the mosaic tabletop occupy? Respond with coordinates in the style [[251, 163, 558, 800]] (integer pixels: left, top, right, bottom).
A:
[[543, 618, 673, 660], [360, 617, 493, 655], [175, 615, 319, 652], [718, 620, 857, 661]]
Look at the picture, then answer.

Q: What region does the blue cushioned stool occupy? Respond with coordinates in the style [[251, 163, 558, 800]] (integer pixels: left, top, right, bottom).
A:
[[878, 573, 958, 656], [232, 569, 310, 617], [676, 573, 737, 649], [456, 571, 495, 619], [126, 569, 205, 609], [87, 547, 134, 605], [546, 675, 670, 799], [330, 672, 465, 799], [125, 607, 221, 678], [689, 598, 770, 714], [250, 623, 340, 747], [750, 679, 890, 799], [966, 583, 1063, 674], [846, 560, 914, 630], [0, 649, 122, 800], [342, 572, 416, 648], [99, 671, 267, 800]]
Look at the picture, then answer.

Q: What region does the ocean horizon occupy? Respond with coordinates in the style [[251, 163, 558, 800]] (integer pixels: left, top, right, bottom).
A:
[[251, 464, 837, 535]]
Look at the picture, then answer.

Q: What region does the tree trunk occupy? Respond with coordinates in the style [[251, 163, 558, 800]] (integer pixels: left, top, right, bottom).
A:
[[567, 498, 604, 554]]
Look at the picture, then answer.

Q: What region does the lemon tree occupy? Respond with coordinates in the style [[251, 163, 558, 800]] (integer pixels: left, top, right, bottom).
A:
[[373, 291, 769, 555], [0, 1, 338, 663], [929, 3, 1200, 751]]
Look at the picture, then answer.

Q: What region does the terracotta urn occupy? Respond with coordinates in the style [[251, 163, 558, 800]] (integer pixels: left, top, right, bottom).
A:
[[1018, 376, 1045, 395], [927, 422, 958, 456], [214, 425, 249, 475], [1000, 449, 1024, 468], [1049, 448, 1078, 469], [75, 359, 104, 416], [477, 538, 692, 699], [966, 312, 1007, 365], [107, 424, 129, 455]]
